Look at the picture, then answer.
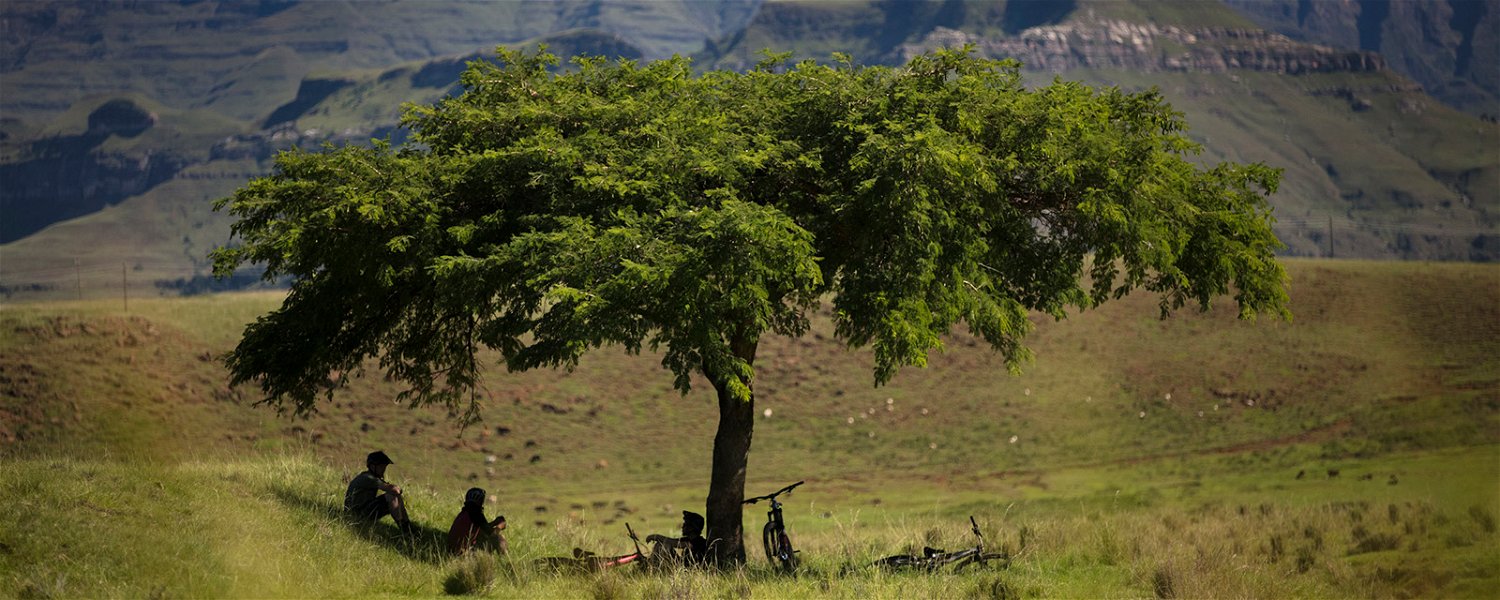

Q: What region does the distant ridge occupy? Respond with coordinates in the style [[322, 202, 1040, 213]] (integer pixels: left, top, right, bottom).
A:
[[1, 0, 1495, 297]]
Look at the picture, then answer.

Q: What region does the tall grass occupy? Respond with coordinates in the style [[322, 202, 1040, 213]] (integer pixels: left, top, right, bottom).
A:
[[3, 451, 1496, 597]]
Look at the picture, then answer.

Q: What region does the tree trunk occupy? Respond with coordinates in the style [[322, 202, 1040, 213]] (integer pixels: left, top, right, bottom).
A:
[[705, 334, 757, 565]]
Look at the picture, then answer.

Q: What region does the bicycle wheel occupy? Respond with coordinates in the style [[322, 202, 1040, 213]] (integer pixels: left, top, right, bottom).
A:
[[872, 554, 924, 570], [978, 552, 1010, 568], [776, 530, 799, 572], [956, 552, 1010, 572], [762, 522, 778, 568]]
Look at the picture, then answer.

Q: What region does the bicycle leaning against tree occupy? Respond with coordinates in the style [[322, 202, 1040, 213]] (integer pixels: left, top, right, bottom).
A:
[[743, 480, 805, 573]]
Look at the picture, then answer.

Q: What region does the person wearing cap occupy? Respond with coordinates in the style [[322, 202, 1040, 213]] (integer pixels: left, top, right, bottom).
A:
[[646, 511, 708, 567], [446, 487, 507, 555], [343, 450, 416, 534]]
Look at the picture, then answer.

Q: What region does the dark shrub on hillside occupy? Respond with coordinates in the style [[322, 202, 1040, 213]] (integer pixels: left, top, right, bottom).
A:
[[1468, 505, 1497, 533], [1349, 525, 1403, 554], [87, 99, 155, 137]]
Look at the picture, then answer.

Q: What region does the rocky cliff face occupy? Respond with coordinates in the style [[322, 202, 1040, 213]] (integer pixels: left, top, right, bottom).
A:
[[0, 0, 762, 127], [1223, 0, 1499, 115], [0, 98, 183, 243], [901, 19, 1386, 75], [0, 141, 188, 244]]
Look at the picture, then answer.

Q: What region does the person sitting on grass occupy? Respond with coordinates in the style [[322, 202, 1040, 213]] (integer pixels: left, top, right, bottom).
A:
[[343, 450, 416, 535], [646, 511, 708, 568], [446, 487, 508, 555]]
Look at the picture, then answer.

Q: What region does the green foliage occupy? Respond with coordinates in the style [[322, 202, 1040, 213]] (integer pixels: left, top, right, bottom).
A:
[[214, 47, 1288, 420]]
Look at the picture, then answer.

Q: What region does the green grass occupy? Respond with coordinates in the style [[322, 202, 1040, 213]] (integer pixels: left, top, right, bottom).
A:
[[30, 93, 251, 150], [3, 449, 1494, 598], [1, 259, 1497, 596]]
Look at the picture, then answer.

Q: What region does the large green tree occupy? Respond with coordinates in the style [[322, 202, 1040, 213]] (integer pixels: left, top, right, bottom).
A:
[[213, 47, 1289, 564]]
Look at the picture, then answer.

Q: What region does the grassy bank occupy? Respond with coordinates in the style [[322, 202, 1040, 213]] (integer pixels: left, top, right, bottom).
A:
[[3, 448, 1495, 598], [1, 259, 1497, 596]]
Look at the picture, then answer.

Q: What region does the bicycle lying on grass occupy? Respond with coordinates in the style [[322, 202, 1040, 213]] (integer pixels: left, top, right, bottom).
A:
[[744, 480, 804, 573], [535, 523, 645, 573], [871, 516, 1009, 572]]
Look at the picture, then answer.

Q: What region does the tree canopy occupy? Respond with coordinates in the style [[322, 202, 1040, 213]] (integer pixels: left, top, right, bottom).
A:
[[213, 47, 1289, 562]]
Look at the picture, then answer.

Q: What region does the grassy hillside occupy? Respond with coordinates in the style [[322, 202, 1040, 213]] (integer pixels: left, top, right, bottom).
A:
[[1, 0, 760, 127], [2, 259, 1496, 597], [1223, 0, 1500, 118], [0, 159, 265, 299], [4, 1, 1495, 300], [5, 53, 1493, 302], [703, 0, 1499, 261], [1052, 67, 1499, 260], [0, 0, 762, 266]]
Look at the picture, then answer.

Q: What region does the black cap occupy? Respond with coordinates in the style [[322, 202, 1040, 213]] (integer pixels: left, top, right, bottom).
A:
[[682, 511, 705, 529], [367, 450, 394, 466]]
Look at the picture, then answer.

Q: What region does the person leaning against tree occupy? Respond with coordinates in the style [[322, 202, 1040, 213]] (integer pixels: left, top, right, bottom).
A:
[[343, 450, 417, 535], [646, 511, 708, 568]]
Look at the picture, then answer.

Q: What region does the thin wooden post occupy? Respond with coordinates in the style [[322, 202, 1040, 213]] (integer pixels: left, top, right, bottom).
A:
[[122, 262, 128, 311], [1327, 216, 1334, 258], [74, 258, 82, 300]]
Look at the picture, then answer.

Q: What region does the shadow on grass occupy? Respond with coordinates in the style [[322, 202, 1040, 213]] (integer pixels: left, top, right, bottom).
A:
[[269, 484, 450, 565]]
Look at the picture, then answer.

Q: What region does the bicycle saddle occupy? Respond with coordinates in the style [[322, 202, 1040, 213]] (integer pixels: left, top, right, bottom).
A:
[[922, 546, 945, 557]]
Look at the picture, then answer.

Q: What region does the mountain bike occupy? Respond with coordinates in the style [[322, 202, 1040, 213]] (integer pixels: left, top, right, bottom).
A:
[[743, 480, 804, 572], [871, 516, 1009, 572], [536, 523, 646, 573]]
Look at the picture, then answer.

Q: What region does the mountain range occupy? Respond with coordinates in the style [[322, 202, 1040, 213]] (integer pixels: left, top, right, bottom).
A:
[[1, 0, 1496, 299]]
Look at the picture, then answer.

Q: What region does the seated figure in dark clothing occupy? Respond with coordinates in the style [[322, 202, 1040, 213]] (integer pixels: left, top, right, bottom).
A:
[[343, 450, 416, 535], [647, 511, 709, 568], [447, 487, 508, 555]]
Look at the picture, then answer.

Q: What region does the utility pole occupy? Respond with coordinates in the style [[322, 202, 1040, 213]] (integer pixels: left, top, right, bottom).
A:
[[74, 258, 82, 300], [121, 262, 128, 311], [1327, 216, 1334, 258]]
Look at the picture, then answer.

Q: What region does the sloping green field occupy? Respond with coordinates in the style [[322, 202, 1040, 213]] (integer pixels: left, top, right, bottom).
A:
[[1, 259, 1497, 597]]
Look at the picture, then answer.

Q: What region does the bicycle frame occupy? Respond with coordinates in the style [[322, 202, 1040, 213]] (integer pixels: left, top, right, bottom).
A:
[[598, 523, 646, 568], [537, 523, 646, 572], [872, 516, 1008, 572]]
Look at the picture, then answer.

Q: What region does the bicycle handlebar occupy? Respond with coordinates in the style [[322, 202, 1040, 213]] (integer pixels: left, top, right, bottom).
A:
[[970, 515, 982, 538], [742, 480, 805, 504]]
